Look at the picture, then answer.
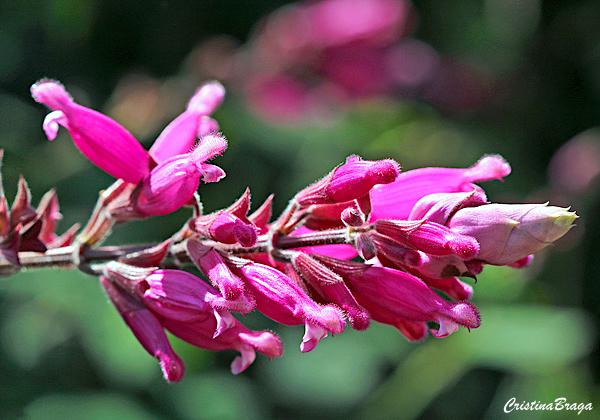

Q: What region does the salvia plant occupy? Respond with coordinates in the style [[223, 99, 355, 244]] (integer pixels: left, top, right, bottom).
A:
[[0, 79, 577, 382]]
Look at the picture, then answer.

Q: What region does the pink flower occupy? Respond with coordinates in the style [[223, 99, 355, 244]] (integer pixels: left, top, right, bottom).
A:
[[135, 134, 227, 216], [31, 80, 150, 184], [150, 81, 225, 163], [140, 269, 253, 336], [100, 276, 185, 382], [229, 256, 346, 352], [315, 256, 481, 338], [295, 155, 400, 206], [102, 262, 280, 379], [32, 79, 228, 208], [369, 155, 511, 221]]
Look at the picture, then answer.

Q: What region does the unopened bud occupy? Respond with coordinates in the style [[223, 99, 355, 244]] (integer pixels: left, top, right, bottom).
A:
[[448, 203, 578, 265]]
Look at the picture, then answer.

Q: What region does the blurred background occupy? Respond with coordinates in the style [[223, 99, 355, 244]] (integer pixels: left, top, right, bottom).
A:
[[0, 0, 599, 419]]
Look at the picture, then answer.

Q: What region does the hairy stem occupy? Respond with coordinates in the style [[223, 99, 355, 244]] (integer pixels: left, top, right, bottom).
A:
[[1, 228, 362, 277]]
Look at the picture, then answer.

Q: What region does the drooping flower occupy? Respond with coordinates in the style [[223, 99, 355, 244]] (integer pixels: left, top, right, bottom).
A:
[[226, 255, 346, 352], [102, 261, 281, 380], [315, 255, 481, 338], [99, 276, 185, 382]]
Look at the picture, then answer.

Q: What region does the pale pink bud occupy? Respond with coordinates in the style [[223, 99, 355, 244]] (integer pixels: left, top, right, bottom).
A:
[[31, 80, 150, 184], [448, 203, 578, 265], [295, 155, 400, 206], [150, 81, 225, 163]]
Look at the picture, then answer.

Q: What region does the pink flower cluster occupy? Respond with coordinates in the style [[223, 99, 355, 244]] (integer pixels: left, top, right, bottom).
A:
[[31, 80, 576, 382]]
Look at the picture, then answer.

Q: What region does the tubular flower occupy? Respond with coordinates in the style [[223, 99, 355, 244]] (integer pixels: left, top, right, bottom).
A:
[[369, 155, 511, 221], [227, 256, 346, 352], [150, 81, 225, 163], [32, 79, 228, 220], [315, 256, 480, 338], [102, 262, 281, 380], [135, 134, 227, 216], [31, 80, 150, 184], [295, 155, 400, 206]]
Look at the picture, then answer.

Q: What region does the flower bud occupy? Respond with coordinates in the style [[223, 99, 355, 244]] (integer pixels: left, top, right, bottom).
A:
[[291, 252, 370, 331], [229, 257, 346, 351], [315, 256, 480, 337], [295, 155, 400, 206], [374, 219, 479, 259], [448, 203, 578, 265]]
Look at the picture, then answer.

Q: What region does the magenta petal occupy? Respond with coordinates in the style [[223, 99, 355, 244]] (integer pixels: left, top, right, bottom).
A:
[[136, 156, 202, 216], [234, 260, 346, 336], [369, 155, 510, 221], [149, 82, 226, 163], [300, 322, 328, 352], [42, 111, 67, 140], [100, 276, 184, 382], [136, 136, 227, 216], [31, 80, 150, 183]]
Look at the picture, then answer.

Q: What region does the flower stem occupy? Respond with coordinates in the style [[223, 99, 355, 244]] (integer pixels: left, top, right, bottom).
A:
[[0, 228, 362, 277]]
